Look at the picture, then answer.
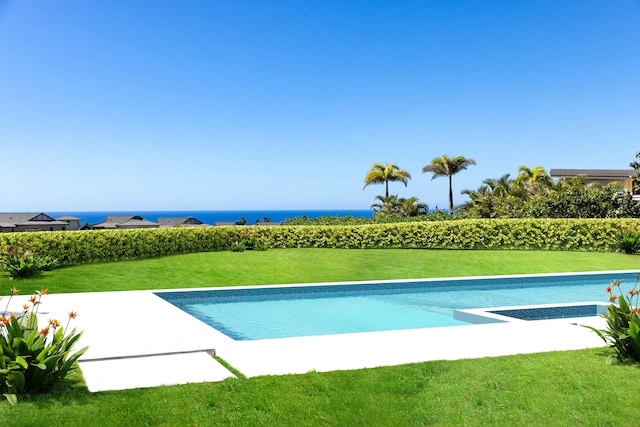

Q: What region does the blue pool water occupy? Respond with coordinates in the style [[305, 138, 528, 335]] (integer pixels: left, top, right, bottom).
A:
[[156, 272, 639, 341]]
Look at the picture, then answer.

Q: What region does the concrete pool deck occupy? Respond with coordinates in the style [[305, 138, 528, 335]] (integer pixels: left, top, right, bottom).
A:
[[4, 281, 611, 392]]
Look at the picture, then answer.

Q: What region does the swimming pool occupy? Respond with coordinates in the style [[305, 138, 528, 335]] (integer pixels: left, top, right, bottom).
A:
[[156, 272, 638, 341]]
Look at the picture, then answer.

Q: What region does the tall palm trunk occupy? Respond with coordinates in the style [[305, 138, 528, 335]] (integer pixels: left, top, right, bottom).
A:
[[448, 175, 453, 214]]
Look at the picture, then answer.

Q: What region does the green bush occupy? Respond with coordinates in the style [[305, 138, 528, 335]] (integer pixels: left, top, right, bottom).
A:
[[585, 277, 640, 363], [227, 229, 269, 252], [0, 288, 87, 405], [0, 243, 58, 279], [615, 223, 640, 254], [0, 219, 635, 268]]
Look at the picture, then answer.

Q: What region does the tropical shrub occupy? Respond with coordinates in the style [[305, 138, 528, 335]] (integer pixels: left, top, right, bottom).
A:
[[461, 166, 640, 219], [585, 278, 640, 363], [0, 243, 58, 279], [614, 222, 640, 254], [228, 229, 269, 252], [0, 288, 87, 405]]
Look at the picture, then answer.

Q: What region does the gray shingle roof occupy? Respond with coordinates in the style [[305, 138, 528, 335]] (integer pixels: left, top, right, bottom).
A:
[[157, 217, 205, 227], [549, 169, 635, 179], [0, 212, 67, 228], [91, 215, 159, 229]]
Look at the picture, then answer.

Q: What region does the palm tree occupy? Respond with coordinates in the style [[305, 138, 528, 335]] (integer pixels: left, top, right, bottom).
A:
[[515, 166, 553, 187], [397, 196, 428, 217], [370, 195, 399, 217], [363, 163, 411, 198], [422, 155, 476, 214], [483, 174, 512, 198]]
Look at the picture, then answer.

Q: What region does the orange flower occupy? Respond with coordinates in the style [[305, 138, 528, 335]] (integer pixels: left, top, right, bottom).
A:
[[606, 286, 612, 293], [22, 303, 29, 311], [68, 311, 78, 319], [29, 295, 38, 304], [610, 294, 618, 302], [0, 315, 9, 325], [48, 318, 61, 328], [37, 288, 49, 296], [40, 327, 49, 336], [611, 280, 621, 288], [11, 286, 19, 296], [632, 307, 640, 314]]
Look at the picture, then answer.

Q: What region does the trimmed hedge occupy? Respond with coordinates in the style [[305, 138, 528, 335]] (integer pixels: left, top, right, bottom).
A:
[[0, 227, 236, 266], [0, 218, 636, 267], [257, 218, 632, 251]]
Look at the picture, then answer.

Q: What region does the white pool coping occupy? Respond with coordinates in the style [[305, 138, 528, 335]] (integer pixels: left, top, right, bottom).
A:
[[4, 270, 631, 392]]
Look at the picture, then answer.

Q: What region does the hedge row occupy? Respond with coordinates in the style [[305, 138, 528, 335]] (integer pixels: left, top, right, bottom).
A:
[[258, 218, 633, 251], [0, 218, 636, 267], [0, 227, 236, 266]]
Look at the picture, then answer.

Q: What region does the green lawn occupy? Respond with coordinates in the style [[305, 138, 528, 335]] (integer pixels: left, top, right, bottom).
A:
[[6, 248, 640, 293], [2, 249, 640, 426]]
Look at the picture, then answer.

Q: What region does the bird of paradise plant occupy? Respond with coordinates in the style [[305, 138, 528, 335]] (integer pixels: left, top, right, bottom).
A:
[[585, 276, 640, 363], [0, 287, 87, 405]]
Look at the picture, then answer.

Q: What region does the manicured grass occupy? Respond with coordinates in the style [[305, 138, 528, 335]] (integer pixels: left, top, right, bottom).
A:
[[2, 249, 640, 425], [3, 348, 640, 426], [4, 248, 640, 293]]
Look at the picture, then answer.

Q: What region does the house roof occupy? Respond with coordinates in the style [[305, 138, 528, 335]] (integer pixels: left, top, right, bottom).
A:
[[91, 215, 159, 229], [0, 213, 68, 228], [0, 213, 54, 222], [56, 216, 81, 221], [549, 169, 635, 179], [157, 217, 205, 227]]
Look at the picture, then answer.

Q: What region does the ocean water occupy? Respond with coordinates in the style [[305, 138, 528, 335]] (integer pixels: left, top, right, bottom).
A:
[[48, 210, 372, 226]]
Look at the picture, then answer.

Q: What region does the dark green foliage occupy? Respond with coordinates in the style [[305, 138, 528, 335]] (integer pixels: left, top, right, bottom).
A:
[[461, 165, 640, 219], [528, 183, 640, 218], [616, 231, 640, 254]]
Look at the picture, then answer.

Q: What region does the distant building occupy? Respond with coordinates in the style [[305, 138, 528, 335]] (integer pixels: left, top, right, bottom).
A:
[[0, 213, 72, 232], [91, 215, 159, 229], [214, 221, 246, 226], [213, 220, 283, 226], [55, 215, 82, 230], [550, 169, 639, 200], [157, 217, 208, 227]]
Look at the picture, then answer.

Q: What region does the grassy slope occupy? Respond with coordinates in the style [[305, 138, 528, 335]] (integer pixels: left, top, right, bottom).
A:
[[2, 249, 640, 425], [6, 248, 640, 293]]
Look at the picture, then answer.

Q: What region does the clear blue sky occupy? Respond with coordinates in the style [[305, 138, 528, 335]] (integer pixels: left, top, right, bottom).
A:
[[2, 1, 639, 211]]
